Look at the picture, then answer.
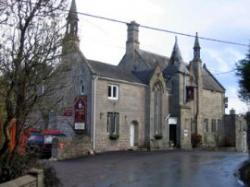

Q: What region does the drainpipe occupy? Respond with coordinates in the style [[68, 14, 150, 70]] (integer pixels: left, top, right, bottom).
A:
[[91, 74, 97, 151]]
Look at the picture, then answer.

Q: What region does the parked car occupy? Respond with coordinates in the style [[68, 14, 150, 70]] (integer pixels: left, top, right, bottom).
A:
[[42, 129, 66, 157], [27, 129, 65, 158], [27, 131, 44, 156]]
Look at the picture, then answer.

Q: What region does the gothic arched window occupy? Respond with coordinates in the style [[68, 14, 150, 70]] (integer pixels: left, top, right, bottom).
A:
[[153, 81, 164, 137]]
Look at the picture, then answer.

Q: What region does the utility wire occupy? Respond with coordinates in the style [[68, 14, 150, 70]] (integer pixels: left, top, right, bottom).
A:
[[213, 69, 236, 75], [70, 10, 248, 47], [4, 0, 249, 47]]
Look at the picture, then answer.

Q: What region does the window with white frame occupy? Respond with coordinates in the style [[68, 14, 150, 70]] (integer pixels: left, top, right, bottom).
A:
[[108, 85, 119, 100]]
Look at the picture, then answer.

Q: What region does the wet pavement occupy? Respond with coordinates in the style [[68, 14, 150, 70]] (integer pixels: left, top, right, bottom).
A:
[[53, 150, 248, 187]]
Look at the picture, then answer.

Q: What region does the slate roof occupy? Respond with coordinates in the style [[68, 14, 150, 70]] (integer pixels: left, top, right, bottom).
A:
[[136, 50, 169, 70], [87, 60, 144, 84], [202, 66, 225, 93], [86, 50, 224, 93], [132, 69, 155, 84]]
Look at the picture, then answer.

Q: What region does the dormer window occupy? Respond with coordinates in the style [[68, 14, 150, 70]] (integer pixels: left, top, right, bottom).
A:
[[108, 85, 119, 100]]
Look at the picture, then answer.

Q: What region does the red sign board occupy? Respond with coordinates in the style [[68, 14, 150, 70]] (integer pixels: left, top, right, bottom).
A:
[[74, 96, 87, 130], [63, 107, 73, 116]]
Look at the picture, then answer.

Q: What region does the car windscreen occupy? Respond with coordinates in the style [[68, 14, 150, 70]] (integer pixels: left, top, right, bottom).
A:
[[28, 134, 44, 143]]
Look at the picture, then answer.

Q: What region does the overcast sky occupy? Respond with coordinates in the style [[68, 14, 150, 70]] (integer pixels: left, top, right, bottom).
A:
[[72, 0, 250, 114]]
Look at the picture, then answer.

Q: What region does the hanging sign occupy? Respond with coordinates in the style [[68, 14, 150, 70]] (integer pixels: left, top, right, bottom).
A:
[[74, 96, 87, 130]]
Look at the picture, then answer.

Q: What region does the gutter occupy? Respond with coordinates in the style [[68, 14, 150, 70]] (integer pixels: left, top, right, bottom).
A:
[[91, 74, 97, 151]]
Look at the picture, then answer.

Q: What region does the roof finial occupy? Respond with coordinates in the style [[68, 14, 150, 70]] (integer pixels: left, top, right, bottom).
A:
[[170, 36, 183, 63], [194, 32, 200, 49], [63, 0, 79, 53], [65, 0, 79, 36], [69, 0, 78, 19], [193, 32, 201, 60]]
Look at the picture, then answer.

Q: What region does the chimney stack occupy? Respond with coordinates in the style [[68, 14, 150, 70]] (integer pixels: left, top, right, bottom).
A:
[[126, 21, 140, 54]]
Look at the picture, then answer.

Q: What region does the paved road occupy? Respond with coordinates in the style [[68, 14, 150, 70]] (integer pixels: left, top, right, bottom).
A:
[[53, 151, 248, 187]]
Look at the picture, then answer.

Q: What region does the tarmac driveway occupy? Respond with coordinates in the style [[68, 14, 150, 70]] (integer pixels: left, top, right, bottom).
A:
[[53, 150, 248, 187]]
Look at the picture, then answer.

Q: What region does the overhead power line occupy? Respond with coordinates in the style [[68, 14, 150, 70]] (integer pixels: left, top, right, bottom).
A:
[[5, 0, 248, 47], [71, 10, 248, 48]]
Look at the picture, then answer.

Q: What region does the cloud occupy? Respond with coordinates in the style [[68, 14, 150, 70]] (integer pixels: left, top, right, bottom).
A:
[[205, 48, 231, 72], [226, 86, 248, 114]]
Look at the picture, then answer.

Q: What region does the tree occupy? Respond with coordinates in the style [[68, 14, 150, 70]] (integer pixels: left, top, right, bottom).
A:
[[236, 46, 250, 104], [0, 0, 67, 182]]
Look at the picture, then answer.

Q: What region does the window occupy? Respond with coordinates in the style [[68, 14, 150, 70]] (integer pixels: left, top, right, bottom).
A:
[[153, 82, 163, 138], [80, 80, 84, 95], [108, 85, 119, 100], [204, 119, 209, 132], [107, 112, 119, 138], [217, 119, 222, 131], [186, 86, 194, 102], [211, 119, 216, 132]]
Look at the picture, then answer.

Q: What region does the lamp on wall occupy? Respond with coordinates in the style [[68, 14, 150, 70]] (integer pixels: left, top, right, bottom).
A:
[[165, 114, 170, 121], [100, 112, 103, 119]]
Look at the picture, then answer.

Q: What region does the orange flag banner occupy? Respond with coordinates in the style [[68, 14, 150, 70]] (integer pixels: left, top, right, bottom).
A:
[[8, 118, 17, 152]]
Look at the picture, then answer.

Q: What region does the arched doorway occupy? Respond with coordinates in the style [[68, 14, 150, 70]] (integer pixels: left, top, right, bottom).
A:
[[130, 121, 139, 147]]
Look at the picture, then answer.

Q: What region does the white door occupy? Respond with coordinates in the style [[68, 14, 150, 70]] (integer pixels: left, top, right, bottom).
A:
[[130, 124, 135, 147]]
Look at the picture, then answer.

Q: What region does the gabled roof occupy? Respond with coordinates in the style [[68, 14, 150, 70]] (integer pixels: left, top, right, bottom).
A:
[[132, 69, 155, 84], [202, 65, 225, 93], [87, 60, 144, 84], [136, 49, 169, 70]]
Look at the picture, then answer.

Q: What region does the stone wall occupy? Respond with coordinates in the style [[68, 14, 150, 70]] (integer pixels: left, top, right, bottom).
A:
[[224, 114, 236, 146], [52, 136, 91, 160], [94, 78, 146, 152], [201, 89, 224, 147], [0, 169, 44, 187], [235, 116, 247, 152], [148, 67, 170, 150], [54, 51, 93, 135], [224, 113, 248, 152]]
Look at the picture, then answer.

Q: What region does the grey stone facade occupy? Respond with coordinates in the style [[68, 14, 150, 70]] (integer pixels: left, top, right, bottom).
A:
[[224, 109, 248, 152], [45, 0, 227, 154]]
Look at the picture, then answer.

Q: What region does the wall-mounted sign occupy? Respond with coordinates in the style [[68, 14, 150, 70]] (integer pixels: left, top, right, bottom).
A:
[[184, 129, 188, 137], [168, 117, 177, 125], [63, 107, 73, 116], [74, 96, 87, 131]]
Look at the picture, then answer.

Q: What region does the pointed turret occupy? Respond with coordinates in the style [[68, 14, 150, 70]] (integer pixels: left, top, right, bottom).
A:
[[193, 32, 201, 60], [170, 36, 183, 63], [66, 0, 78, 37], [63, 0, 79, 53]]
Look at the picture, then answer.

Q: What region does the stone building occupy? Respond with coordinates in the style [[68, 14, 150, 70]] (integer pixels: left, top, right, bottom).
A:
[[48, 0, 226, 153], [224, 109, 248, 152]]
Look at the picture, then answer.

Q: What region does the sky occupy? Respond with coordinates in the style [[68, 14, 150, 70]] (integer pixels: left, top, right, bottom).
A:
[[72, 0, 250, 114]]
